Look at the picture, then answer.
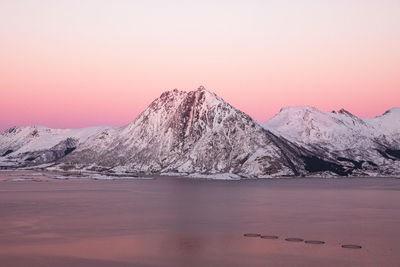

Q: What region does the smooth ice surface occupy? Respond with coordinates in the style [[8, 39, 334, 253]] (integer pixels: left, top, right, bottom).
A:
[[0, 171, 400, 266]]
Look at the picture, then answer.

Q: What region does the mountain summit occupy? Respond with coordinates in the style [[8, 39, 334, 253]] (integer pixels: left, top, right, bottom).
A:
[[58, 87, 305, 177]]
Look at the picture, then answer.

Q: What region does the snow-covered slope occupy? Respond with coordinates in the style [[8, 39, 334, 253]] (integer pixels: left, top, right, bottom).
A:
[[263, 106, 400, 175], [59, 87, 306, 177], [264, 106, 373, 150], [0, 126, 112, 168], [366, 108, 400, 143]]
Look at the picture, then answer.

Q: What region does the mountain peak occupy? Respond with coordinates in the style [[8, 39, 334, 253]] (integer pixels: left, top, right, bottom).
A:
[[155, 87, 223, 109], [159, 88, 186, 99], [382, 107, 400, 116], [337, 108, 354, 116], [1, 125, 46, 137], [197, 85, 206, 91], [277, 106, 322, 115]]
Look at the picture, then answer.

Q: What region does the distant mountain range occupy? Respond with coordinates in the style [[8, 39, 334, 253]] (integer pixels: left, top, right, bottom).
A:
[[1, 86, 399, 178]]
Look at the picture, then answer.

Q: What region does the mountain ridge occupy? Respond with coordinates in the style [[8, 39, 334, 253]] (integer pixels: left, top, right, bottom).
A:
[[1, 87, 399, 178], [263, 105, 400, 176]]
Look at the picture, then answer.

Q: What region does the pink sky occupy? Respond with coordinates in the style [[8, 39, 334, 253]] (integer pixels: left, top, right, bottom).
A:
[[1, 0, 399, 131]]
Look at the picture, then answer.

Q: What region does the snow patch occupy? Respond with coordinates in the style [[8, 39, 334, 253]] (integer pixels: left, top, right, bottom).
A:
[[187, 173, 241, 180]]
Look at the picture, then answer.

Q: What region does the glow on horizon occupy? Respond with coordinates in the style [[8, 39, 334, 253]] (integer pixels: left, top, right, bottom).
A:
[[0, 0, 399, 131]]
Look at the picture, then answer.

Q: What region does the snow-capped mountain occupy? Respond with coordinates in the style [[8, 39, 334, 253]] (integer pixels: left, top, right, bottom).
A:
[[0, 126, 113, 168], [263, 106, 400, 176], [57, 87, 307, 177], [1, 87, 398, 177]]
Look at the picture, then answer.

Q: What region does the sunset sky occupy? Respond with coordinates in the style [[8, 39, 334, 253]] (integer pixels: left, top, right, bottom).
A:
[[1, 0, 399, 131]]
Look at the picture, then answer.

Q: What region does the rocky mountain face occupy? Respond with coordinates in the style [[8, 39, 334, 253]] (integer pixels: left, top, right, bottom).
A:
[[1, 87, 399, 177], [58, 87, 307, 177], [263, 106, 400, 176]]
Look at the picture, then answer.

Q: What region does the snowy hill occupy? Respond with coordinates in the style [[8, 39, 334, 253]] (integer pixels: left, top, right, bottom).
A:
[[366, 108, 400, 142], [263, 106, 400, 176], [0, 126, 113, 168], [57, 87, 307, 177]]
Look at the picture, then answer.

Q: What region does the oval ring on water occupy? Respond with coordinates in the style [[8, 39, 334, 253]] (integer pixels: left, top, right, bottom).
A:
[[244, 233, 261, 237], [341, 244, 362, 249]]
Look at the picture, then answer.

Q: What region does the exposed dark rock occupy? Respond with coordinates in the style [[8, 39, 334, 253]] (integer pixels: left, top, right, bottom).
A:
[[386, 149, 400, 159], [31, 129, 39, 137], [337, 157, 364, 169], [376, 150, 391, 160], [1, 149, 13, 157], [6, 127, 17, 134], [302, 156, 349, 176], [367, 161, 378, 167], [64, 147, 76, 156]]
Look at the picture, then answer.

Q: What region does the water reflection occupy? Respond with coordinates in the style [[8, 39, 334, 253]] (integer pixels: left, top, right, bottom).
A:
[[0, 174, 399, 266]]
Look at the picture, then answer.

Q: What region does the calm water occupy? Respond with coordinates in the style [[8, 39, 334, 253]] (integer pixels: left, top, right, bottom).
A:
[[0, 172, 400, 266]]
